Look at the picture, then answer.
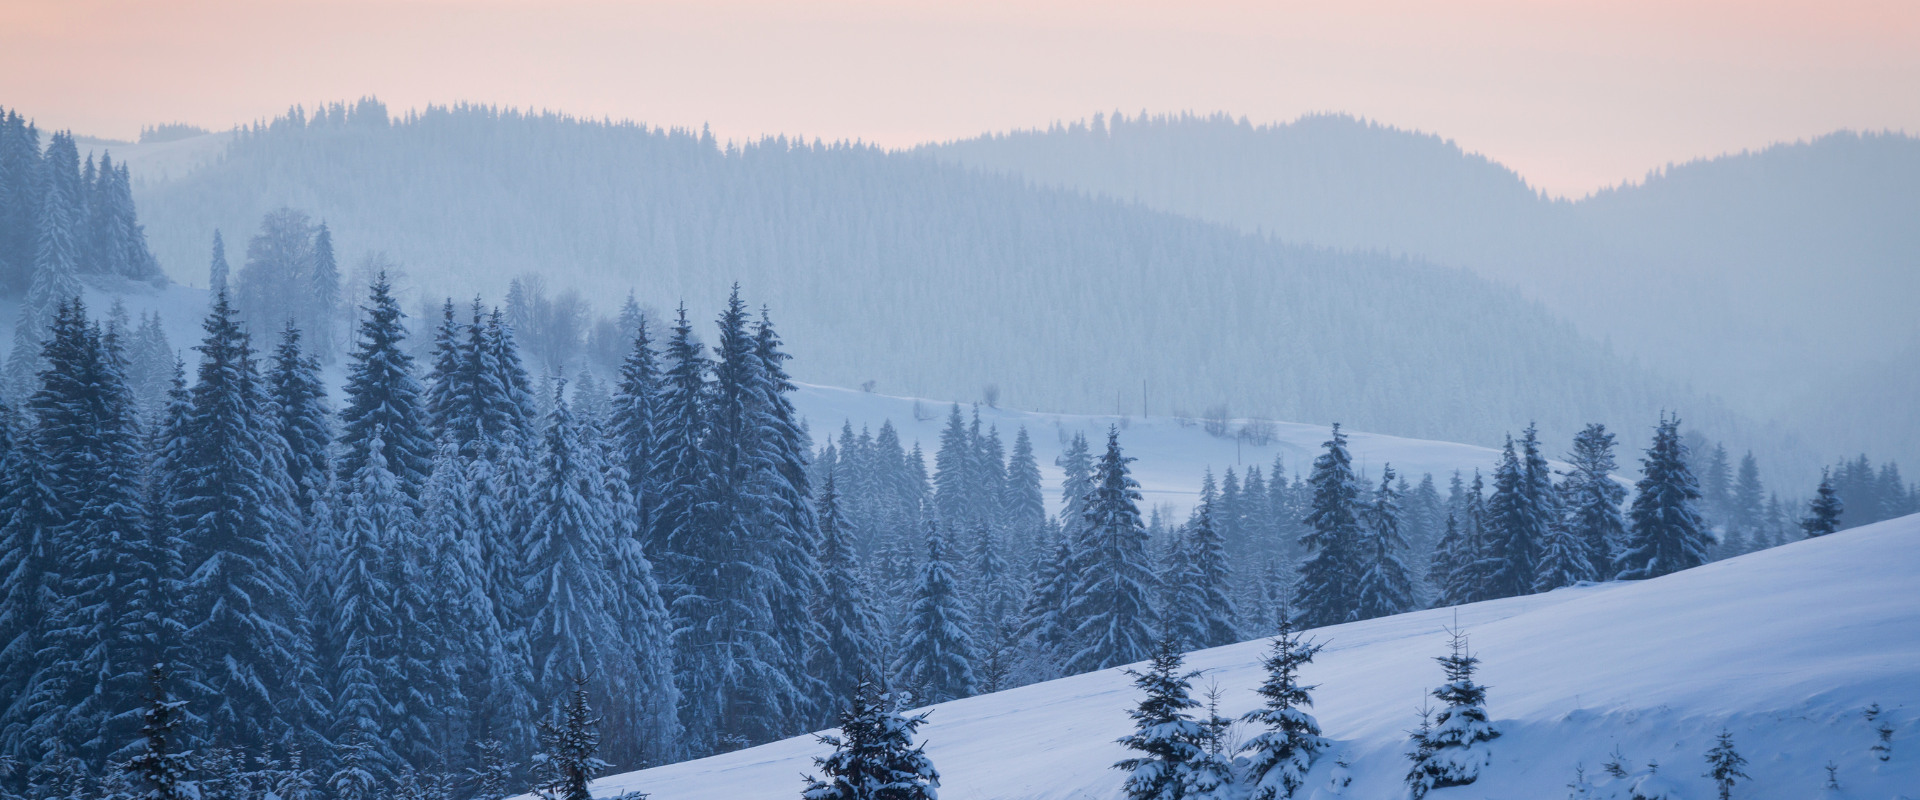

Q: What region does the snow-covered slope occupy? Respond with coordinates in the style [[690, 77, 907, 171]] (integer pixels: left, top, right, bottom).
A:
[[789, 382, 1562, 518], [596, 514, 1920, 799]]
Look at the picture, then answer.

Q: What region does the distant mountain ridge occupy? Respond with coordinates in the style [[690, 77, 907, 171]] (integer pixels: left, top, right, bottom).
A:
[[920, 113, 1920, 467]]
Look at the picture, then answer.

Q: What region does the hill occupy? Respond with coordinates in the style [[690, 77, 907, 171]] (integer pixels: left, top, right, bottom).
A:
[[122, 101, 1751, 460], [591, 512, 1920, 799], [922, 113, 1920, 469]]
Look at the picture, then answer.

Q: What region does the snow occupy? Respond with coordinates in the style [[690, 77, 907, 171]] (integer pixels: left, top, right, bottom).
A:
[[789, 382, 1571, 520], [590, 513, 1920, 799]]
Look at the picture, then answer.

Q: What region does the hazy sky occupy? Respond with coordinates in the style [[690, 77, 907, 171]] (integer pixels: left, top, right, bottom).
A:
[[5, 0, 1915, 196]]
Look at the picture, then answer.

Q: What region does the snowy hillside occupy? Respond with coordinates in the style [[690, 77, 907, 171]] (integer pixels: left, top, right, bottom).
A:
[[593, 513, 1920, 799], [789, 382, 1563, 518]]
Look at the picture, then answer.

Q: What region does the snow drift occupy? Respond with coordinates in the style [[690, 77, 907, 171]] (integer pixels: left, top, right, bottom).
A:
[[594, 513, 1920, 799]]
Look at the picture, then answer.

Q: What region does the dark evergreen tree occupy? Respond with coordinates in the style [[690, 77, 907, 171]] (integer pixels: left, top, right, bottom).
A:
[[892, 517, 976, 704], [1002, 426, 1046, 568], [1355, 465, 1416, 620], [1405, 627, 1499, 797], [173, 291, 302, 751], [1481, 429, 1548, 599], [1113, 637, 1207, 800], [121, 664, 196, 800], [1562, 424, 1627, 580], [607, 313, 658, 535], [800, 681, 939, 800], [1617, 415, 1710, 579], [1065, 428, 1159, 673], [207, 230, 230, 297], [749, 308, 830, 727], [531, 678, 607, 800], [308, 222, 340, 360], [1164, 487, 1237, 650], [1240, 608, 1329, 800], [1293, 424, 1363, 628], [812, 474, 882, 718], [932, 405, 973, 529], [1800, 468, 1843, 538], [266, 323, 332, 518], [337, 274, 433, 500], [1701, 729, 1748, 800]]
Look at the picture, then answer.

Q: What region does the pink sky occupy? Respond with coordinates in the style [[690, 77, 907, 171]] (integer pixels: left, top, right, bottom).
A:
[[4, 0, 1916, 197]]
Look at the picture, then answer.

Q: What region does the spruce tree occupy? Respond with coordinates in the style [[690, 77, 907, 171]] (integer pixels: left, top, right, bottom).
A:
[[1294, 424, 1363, 628], [329, 424, 405, 780], [532, 678, 607, 800], [1355, 465, 1416, 620], [1113, 637, 1207, 800], [1801, 468, 1843, 538], [1531, 516, 1597, 592], [1617, 415, 1710, 579], [812, 474, 882, 718], [801, 681, 939, 800], [121, 664, 196, 800], [1726, 453, 1765, 556], [337, 273, 433, 501], [1165, 488, 1237, 649], [1481, 430, 1548, 599], [892, 516, 977, 704], [1701, 730, 1748, 800], [208, 230, 230, 297], [933, 405, 973, 529], [749, 308, 830, 727], [1240, 608, 1330, 800], [1562, 424, 1627, 580], [1405, 627, 1499, 797], [1065, 428, 1160, 673], [173, 291, 302, 751], [266, 323, 333, 518], [1001, 426, 1046, 568]]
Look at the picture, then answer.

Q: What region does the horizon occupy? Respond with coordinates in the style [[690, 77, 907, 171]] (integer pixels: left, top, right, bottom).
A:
[[7, 0, 1917, 198]]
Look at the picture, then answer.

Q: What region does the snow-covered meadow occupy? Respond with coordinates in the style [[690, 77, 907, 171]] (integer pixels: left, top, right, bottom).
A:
[[595, 513, 1920, 799]]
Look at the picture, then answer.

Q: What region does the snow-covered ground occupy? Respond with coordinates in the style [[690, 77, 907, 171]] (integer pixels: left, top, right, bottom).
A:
[[790, 382, 1571, 519], [594, 513, 1920, 799]]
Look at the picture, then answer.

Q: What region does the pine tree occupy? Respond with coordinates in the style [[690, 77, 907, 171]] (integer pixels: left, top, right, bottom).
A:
[[933, 405, 973, 529], [1002, 426, 1046, 568], [1531, 516, 1597, 592], [1163, 485, 1239, 651], [801, 681, 939, 800], [1065, 428, 1160, 673], [1240, 608, 1330, 800], [1015, 518, 1076, 670], [812, 474, 882, 718], [1405, 626, 1499, 797], [1113, 637, 1207, 800], [267, 323, 333, 518], [1617, 415, 1710, 579], [208, 230, 230, 297], [1801, 468, 1843, 538], [1562, 424, 1627, 580], [1701, 729, 1748, 800], [608, 313, 658, 535], [1481, 429, 1549, 599], [329, 424, 405, 780], [121, 664, 196, 800], [1355, 465, 1416, 620], [892, 516, 977, 704], [532, 678, 607, 800], [173, 291, 302, 751], [1726, 453, 1765, 556], [338, 273, 433, 500], [308, 222, 340, 360], [1294, 424, 1363, 628]]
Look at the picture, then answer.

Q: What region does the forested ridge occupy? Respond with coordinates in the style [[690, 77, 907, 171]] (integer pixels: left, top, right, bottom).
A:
[[125, 100, 1759, 461]]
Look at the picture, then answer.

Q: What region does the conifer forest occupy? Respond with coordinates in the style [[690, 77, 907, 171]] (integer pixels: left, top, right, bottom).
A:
[[1, 7, 1918, 796]]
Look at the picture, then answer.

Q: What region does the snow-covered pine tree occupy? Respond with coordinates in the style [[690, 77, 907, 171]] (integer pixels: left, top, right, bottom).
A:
[[337, 273, 433, 502], [1726, 453, 1765, 555], [1002, 426, 1046, 570], [801, 680, 939, 800], [1531, 514, 1596, 592], [329, 423, 406, 781], [267, 322, 333, 519], [1348, 466, 1412, 621], [307, 222, 341, 361], [593, 432, 680, 770], [1166, 486, 1237, 649], [748, 308, 830, 730], [1113, 637, 1208, 800], [1294, 424, 1364, 628], [1701, 729, 1748, 800], [532, 678, 608, 800], [1405, 626, 1499, 797], [933, 404, 973, 530], [1481, 429, 1549, 599], [121, 664, 196, 800], [1240, 607, 1330, 800], [0, 391, 65, 764], [608, 311, 658, 537], [173, 291, 303, 752], [1801, 468, 1843, 538], [812, 474, 882, 718], [425, 300, 471, 442], [1561, 424, 1627, 580], [892, 515, 977, 704], [1015, 517, 1075, 675], [1616, 415, 1710, 579], [208, 230, 230, 297], [1065, 428, 1160, 674]]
